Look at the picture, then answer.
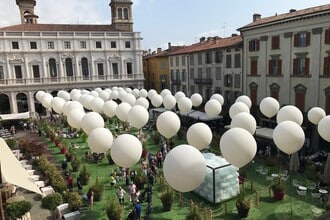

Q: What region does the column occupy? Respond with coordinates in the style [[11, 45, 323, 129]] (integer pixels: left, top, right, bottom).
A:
[[9, 92, 18, 113], [6, 56, 11, 84], [24, 56, 29, 83], [75, 56, 80, 81], [259, 35, 268, 99], [27, 90, 36, 115], [310, 27, 322, 107], [282, 32, 293, 104], [42, 57, 47, 83]]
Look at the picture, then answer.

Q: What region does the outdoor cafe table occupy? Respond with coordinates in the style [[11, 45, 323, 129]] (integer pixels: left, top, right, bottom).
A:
[[41, 186, 55, 197], [298, 186, 307, 191]]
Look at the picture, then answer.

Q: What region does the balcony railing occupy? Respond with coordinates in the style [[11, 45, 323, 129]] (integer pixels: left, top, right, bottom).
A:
[[194, 78, 213, 85]]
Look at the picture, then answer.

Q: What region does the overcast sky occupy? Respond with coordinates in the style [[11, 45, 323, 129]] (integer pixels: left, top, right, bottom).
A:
[[0, 0, 329, 51]]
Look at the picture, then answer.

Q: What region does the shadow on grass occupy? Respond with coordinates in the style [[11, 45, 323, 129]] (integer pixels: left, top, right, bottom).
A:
[[259, 196, 277, 203], [81, 210, 103, 219], [266, 213, 304, 220]]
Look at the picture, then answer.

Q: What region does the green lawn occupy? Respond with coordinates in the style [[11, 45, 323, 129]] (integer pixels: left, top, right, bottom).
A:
[[42, 122, 327, 220]]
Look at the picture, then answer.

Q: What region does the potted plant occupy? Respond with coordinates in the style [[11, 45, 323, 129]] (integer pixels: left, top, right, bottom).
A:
[[160, 187, 174, 211], [41, 192, 63, 213], [270, 177, 286, 201], [5, 200, 32, 219], [186, 203, 202, 220], [67, 192, 82, 211], [106, 150, 114, 165], [105, 198, 123, 220], [236, 193, 251, 218], [79, 165, 91, 185], [90, 177, 104, 201], [71, 156, 81, 172]]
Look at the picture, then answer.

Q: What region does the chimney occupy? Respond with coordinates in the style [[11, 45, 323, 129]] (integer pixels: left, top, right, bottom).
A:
[[207, 37, 213, 41], [200, 37, 206, 42], [289, 9, 296, 13], [148, 49, 151, 54], [168, 42, 171, 49], [231, 33, 238, 37], [253, 13, 261, 22], [157, 48, 162, 53]]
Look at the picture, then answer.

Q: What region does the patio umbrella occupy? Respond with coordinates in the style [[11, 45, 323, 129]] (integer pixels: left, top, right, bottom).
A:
[[289, 152, 300, 172], [323, 153, 330, 184]]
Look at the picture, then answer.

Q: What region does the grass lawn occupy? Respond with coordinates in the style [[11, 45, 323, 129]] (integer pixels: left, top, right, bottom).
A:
[[42, 122, 327, 220]]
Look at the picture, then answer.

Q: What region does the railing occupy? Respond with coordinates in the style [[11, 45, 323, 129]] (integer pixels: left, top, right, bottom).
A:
[[194, 78, 213, 85]]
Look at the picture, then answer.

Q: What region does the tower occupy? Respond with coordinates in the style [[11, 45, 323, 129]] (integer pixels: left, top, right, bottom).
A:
[[109, 0, 133, 32], [16, 0, 38, 24]]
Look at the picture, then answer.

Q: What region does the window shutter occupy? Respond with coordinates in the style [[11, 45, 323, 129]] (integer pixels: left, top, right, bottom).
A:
[[324, 56, 330, 76], [293, 58, 297, 75], [306, 32, 311, 46], [249, 41, 252, 51], [294, 33, 298, 47], [256, 40, 260, 51], [251, 60, 257, 75], [271, 37, 275, 50], [304, 58, 310, 75], [268, 60, 272, 75], [278, 59, 282, 75], [325, 28, 330, 44]]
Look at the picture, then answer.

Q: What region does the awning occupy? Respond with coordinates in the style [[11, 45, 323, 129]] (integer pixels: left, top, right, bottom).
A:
[[0, 138, 42, 195], [0, 112, 31, 121]]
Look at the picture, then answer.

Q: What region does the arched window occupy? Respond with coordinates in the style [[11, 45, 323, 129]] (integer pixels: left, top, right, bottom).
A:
[[294, 84, 307, 112], [81, 58, 89, 79], [0, 94, 10, 114], [123, 8, 129, 19], [324, 86, 330, 115], [49, 58, 57, 77], [16, 93, 28, 113], [269, 83, 280, 101], [65, 58, 73, 77], [249, 82, 258, 106], [117, 7, 123, 19]]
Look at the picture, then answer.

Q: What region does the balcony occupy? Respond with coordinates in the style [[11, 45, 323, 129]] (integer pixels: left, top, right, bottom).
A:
[[194, 78, 213, 85]]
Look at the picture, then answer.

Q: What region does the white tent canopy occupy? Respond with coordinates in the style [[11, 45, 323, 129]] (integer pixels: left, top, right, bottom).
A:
[[0, 138, 42, 195], [0, 112, 31, 121]]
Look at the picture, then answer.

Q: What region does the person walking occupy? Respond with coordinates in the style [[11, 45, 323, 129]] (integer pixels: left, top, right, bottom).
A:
[[87, 188, 94, 209], [117, 186, 126, 205], [77, 175, 83, 194]]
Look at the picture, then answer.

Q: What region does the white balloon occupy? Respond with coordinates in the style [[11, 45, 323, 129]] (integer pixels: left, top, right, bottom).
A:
[[79, 94, 94, 110], [178, 97, 192, 113], [235, 95, 252, 109], [151, 94, 163, 107], [62, 101, 72, 116], [308, 107, 326, 125], [57, 90, 70, 101], [135, 97, 149, 109], [205, 99, 222, 117], [156, 111, 181, 139], [98, 90, 110, 101], [276, 105, 303, 125], [88, 127, 113, 153], [70, 92, 81, 102], [318, 116, 330, 142], [67, 108, 85, 129], [110, 90, 119, 100], [132, 89, 140, 98], [41, 93, 53, 109], [190, 93, 203, 107], [123, 93, 136, 106], [160, 89, 171, 98], [163, 94, 176, 110], [210, 94, 224, 105], [220, 128, 257, 168], [125, 88, 132, 94], [81, 112, 105, 134], [187, 123, 212, 150], [231, 112, 256, 135], [118, 90, 128, 101], [128, 105, 149, 129], [273, 121, 305, 154], [51, 97, 65, 114], [116, 102, 131, 122], [147, 89, 157, 99], [94, 87, 102, 93], [103, 100, 118, 117], [259, 97, 280, 118], [91, 97, 105, 113], [90, 90, 99, 98], [175, 91, 186, 102], [110, 134, 142, 168], [36, 91, 46, 102], [139, 89, 148, 98], [163, 144, 206, 192], [68, 101, 84, 113], [229, 102, 249, 119]]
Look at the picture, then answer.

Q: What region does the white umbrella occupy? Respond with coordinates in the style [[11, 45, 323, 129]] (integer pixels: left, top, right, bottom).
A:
[[289, 152, 300, 172], [323, 153, 330, 184]]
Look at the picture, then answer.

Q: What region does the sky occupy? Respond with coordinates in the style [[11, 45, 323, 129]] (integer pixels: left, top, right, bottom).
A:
[[0, 0, 329, 51]]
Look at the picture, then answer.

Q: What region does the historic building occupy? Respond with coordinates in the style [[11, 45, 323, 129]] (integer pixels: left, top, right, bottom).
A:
[[238, 4, 330, 114], [167, 35, 242, 105], [0, 0, 144, 115]]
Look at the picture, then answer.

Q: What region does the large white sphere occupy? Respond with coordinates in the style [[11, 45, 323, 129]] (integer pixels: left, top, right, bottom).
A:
[[132, 89, 140, 98], [116, 102, 131, 122], [118, 90, 128, 101], [70, 91, 81, 102], [178, 97, 192, 113], [231, 112, 257, 135], [62, 101, 72, 116], [70, 89, 80, 97], [67, 108, 85, 129], [98, 90, 110, 101], [156, 111, 181, 139], [90, 90, 99, 98], [259, 97, 280, 118], [276, 105, 303, 125], [187, 123, 212, 150], [135, 97, 149, 110], [151, 94, 163, 107], [91, 97, 105, 113], [273, 121, 305, 155], [318, 116, 330, 142], [190, 93, 203, 107], [110, 134, 142, 168], [205, 99, 222, 117], [163, 94, 176, 110], [94, 87, 102, 93], [41, 93, 53, 109], [57, 90, 70, 101], [81, 112, 105, 134], [103, 100, 118, 117], [128, 105, 149, 129], [122, 93, 136, 106], [110, 90, 119, 100], [160, 89, 171, 98], [147, 89, 157, 99], [308, 107, 326, 125], [51, 97, 65, 114], [210, 94, 224, 105], [229, 102, 250, 119], [79, 94, 94, 110], [36, 91, 46, 102], [236, 95, 252, 109], [88, 128, 113, 153], [68, 101, 84, 112], [125, 88, 132, 94], [163, 144, 206, 192], [139, 89, 148, 98], [175, 91, 186, 102], [220, 128, 257, 168]]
